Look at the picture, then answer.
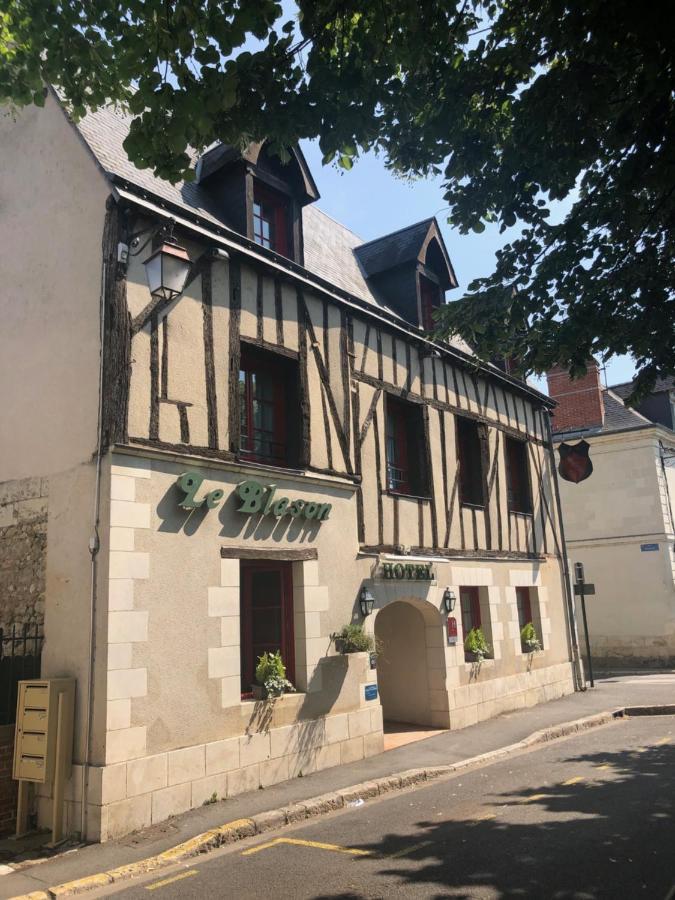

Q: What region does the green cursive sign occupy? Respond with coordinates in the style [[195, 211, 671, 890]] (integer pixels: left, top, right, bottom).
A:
[[236, 481, 331, 522], [174, 472, 331, 523]]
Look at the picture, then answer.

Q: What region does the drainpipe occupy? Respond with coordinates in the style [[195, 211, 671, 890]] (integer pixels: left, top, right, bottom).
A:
[[79, 209, 110, 840], [658, 440, 675, 536], [543, 408, 585, 691]]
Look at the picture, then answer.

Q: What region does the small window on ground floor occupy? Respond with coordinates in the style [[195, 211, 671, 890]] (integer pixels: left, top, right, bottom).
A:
[[516, 586, 544, 652], [459, 586, 493, 662], [240, 561, 295, 696]]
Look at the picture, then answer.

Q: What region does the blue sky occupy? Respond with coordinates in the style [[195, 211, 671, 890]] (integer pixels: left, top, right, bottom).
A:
[[298, 139, 637, 392]]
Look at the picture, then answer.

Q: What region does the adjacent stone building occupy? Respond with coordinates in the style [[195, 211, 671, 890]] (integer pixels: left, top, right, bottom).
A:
[[0, 91, 580, 841], [548, 364, 675, 668]]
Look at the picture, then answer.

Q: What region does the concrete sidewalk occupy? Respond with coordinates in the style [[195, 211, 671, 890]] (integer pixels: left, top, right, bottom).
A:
[[2, 672, 673, 899]]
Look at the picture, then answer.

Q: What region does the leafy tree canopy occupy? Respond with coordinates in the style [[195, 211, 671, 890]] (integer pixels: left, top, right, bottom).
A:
[[2, 1, 673, 395]]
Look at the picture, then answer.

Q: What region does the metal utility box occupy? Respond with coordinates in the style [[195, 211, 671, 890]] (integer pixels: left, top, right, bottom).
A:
[[13, 679, 75, 784]]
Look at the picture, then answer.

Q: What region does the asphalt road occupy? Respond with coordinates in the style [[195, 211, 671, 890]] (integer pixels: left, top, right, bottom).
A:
[[98, 716, 674, 900]]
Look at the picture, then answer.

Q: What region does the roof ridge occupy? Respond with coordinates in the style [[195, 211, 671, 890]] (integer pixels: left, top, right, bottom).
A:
[[355, 216, 434, 250]]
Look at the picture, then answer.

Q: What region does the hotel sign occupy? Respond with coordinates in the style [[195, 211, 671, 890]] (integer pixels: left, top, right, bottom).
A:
[[379, 561, 435, 581], [175, 472, 332, 522]]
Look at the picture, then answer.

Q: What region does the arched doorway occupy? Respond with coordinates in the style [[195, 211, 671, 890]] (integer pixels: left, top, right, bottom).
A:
[[375, 599, 446, 730]]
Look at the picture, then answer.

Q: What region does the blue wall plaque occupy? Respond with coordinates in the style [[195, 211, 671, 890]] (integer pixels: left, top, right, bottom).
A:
[[640, 543, 659, 552], [364, 684, 378, 701]]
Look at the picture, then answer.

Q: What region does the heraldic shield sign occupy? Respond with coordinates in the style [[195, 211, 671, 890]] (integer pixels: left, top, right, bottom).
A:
[[558, 440, 593, 483]]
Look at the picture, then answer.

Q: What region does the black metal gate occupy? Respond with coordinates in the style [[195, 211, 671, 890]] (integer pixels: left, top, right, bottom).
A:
[[0, 624, 44, 726]]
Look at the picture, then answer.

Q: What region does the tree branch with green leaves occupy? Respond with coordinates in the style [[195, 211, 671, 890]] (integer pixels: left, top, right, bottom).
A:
[[2, 0, 673, 396]]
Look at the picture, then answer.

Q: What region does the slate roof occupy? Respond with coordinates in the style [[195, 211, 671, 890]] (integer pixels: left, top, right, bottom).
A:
[[71, 98, 475, 354], [355, 219, 434, 276], [610, 376, 675, 400], [602, 390, 651, 431]]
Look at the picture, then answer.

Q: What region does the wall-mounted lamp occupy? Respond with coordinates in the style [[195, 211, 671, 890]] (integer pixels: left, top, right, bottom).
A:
[[359, 587, 375, 617], [122, 218, 192, 302], [143, 237, 192, 301], [442, 587, 456, 613]]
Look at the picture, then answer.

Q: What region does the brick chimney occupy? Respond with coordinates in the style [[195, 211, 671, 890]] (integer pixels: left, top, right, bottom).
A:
[[546, 361, 605, 432]]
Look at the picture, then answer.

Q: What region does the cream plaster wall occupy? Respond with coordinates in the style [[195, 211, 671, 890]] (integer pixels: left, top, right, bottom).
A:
[[0, 93, 108, 482], [557, 429, 675, 666]]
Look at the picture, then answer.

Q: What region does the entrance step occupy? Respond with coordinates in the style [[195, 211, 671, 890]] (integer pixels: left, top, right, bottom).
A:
[[383, 721, 447, 752]]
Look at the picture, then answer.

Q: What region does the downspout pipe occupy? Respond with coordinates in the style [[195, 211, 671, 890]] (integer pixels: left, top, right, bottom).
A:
[[80, 205, 110, 840], [658, 440, 675, 537], [543, 408, 585, 692]]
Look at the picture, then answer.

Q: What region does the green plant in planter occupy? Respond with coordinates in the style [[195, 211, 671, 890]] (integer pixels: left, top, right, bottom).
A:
[[464, 627, 491, 661], [334, 624, 377, 654], [520, 622, 542, 653], [254, 650, 295, 698]]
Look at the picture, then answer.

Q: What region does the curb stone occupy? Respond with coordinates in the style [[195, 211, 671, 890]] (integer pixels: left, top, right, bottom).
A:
[[623, 704, 675, 717], [9, 705, 668, 900]]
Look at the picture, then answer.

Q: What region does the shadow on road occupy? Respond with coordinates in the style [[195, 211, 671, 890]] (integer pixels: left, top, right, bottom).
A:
[[314, 741, 675, 899]]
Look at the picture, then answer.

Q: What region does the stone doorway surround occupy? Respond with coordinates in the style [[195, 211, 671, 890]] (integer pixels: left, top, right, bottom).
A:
[[373, 592, 450, 730]]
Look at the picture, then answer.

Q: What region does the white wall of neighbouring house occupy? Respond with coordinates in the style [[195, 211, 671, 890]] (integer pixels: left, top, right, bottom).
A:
[[0, 91, 108, 483], [557, 429, 675, 666], [0, 92, 112, 772]]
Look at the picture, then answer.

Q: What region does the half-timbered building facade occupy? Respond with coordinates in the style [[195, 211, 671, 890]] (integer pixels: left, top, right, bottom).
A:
[[0, 92, 580, 841]]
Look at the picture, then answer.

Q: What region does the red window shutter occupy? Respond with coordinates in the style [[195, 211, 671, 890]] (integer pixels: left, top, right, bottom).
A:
[[253, 182, 291, 257], [516, 587, 532, 627], [420, 277, 439, 331], [273, 202, 288, 257], [460, 586, 481, 633]]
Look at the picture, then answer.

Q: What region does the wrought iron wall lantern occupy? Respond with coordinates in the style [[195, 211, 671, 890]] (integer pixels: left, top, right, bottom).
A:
[[143, 236, 192, 301], [359, 588, 375, 617], [120, 217, 193, 302], [119, 217, 230, 304], [442, 587, 456, 613]]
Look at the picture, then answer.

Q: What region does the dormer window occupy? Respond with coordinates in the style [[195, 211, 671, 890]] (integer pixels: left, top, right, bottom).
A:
[[195, 141, 319, 266], [354, 219, 457, 331], [253, 182, 290, 256]]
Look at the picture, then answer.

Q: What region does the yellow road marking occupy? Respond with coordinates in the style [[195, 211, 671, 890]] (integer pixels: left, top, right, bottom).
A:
[[563, 776, 584, 786], [470, 812, 496, 826], [146, 870, 198, 891], [387, 840, 435, 858], [242, 837, 372, 857], [655, 737, 671, 746], [595, 764, 611, 770], [520, 793, 548, 803]]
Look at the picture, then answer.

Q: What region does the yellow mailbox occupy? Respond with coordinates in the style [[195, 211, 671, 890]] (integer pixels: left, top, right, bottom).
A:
[[13, 678, 75, 843]]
